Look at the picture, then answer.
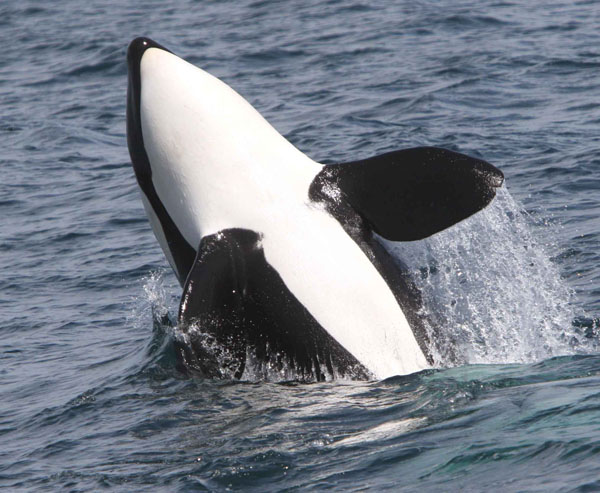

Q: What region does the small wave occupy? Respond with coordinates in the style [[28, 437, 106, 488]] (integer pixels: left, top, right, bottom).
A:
[[333, 417, 428, 447], [441, 13, 512, 28]]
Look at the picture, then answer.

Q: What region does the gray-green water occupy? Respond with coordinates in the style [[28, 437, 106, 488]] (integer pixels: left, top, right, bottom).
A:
[[1, 1, 599, 490]]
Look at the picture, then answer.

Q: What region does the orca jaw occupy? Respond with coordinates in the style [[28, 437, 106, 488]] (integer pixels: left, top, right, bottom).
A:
[[126, 38, 195, 284], [126, 37, 172, 191]]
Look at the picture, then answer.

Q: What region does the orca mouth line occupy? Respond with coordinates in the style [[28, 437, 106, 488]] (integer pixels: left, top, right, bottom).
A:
[[126, 37, 172, 159], [126, 38, 197, 284]]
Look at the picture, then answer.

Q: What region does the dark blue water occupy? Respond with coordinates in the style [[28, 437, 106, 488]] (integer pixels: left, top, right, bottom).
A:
[[2, 1, 599, 491]]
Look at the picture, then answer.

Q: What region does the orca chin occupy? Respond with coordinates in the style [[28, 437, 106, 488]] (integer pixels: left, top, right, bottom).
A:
[[126, 37, 504, 381]]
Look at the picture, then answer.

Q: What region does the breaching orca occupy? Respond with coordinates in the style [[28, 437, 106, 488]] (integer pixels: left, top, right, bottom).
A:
[[126, 37, 504, 381]]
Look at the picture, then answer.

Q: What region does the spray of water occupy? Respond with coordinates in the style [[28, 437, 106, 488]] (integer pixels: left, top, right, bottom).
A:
[[385, 186, 589, 367]]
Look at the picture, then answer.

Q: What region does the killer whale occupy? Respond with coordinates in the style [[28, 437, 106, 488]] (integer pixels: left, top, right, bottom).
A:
[[126, 37, 504, 381]]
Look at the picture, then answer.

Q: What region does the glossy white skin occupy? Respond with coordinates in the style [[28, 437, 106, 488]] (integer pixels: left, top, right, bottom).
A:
[[139, 47, 429, 379]]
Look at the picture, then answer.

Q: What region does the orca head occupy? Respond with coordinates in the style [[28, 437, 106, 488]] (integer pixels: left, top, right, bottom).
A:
[[126, 37, 322, 284]]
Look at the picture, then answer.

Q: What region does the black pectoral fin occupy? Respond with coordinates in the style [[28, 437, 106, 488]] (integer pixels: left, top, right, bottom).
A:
[[178, 229, 368, 381], [311, 146, 504, 241], [179, 234, 245, 324], [177, 231, 258, 378]]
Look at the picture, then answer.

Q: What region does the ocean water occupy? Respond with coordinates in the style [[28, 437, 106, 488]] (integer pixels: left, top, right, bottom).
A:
[[1, 0, 599, 491]]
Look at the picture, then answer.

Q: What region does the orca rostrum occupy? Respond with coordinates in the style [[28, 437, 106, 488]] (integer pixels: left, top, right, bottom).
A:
[[126, 37, 504, 381]]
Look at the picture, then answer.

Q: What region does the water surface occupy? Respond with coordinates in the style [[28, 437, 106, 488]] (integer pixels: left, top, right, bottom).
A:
[[1, 1, 599, 491]]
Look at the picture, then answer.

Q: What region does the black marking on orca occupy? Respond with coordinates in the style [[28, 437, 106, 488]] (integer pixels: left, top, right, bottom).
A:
[[177, 229, 370, 381], [126, 37, 195, 284], [310, 147, 504, 241]]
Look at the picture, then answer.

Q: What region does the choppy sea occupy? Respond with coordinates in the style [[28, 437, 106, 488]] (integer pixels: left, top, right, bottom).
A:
[[1, 1, 600, 491]]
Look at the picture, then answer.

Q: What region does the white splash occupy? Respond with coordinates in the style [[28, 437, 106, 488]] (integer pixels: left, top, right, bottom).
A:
[[141, 271, 172, 322], [385, 186, 587, 367]]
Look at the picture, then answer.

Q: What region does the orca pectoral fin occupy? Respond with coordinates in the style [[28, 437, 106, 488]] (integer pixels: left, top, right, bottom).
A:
[[178, 229, 369, 381], [177, 231, 251, 379], [310, 146, 504, 241]]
